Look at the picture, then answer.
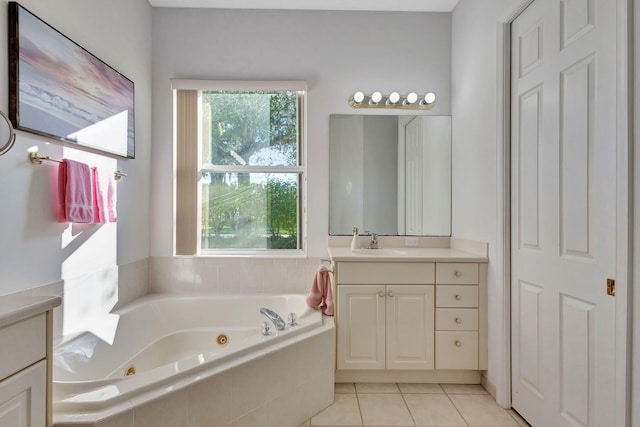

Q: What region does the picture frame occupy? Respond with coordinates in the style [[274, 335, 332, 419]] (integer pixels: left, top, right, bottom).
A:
[[8, 2, 135, 158]]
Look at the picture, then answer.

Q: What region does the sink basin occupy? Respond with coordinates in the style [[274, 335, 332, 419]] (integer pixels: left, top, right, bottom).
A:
[[351, 248, 408, 256]]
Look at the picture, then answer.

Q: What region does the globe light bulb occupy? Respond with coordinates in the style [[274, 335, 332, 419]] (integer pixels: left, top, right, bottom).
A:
[[405, 92, 418, 104], [423, 92, 436, 105], [353, 91, 365, 104], [388, 92, 400, 104], [370, 91, 383, 104]]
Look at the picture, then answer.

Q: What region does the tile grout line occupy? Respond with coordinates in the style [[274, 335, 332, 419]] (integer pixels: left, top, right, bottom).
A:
[[354, 386, 366, 427], [397, 383, 418, 427], [442, 389, 471, 427]]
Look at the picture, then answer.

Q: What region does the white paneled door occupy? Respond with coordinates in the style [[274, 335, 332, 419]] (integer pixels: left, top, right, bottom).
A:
[[510, 0, 618, 426]]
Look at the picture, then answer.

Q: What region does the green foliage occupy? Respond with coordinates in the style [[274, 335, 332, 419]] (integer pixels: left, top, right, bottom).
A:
[[202, 178, 298, 249], [200, 90, 300, 250], [203, 91, 298, 166]]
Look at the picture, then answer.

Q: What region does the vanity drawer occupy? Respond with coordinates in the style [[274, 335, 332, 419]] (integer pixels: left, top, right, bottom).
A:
[[435, 331, 479, 370], [436, 263, 479, 285], [0, 314, 46, 381], [436, 308, 478, 331], [337, 262, 435, 285], [436, 285, 478, 308]]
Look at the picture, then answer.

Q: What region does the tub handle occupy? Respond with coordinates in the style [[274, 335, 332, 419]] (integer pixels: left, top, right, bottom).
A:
[[287, 313, 298, 327], [261, 321, 272, 336]]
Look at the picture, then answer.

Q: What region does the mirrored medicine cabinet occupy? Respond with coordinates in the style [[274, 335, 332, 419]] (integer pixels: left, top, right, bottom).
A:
[[329, 114, 451, 236]]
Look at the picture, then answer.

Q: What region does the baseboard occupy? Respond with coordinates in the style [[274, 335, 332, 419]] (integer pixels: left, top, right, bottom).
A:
[[335, 370, 482, 384], [480, 372, 498, 400]]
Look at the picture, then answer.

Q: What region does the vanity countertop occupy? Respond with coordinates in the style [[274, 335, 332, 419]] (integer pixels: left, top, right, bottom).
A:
[[0, 295, 61, 329], [328, 246, 489, 263]]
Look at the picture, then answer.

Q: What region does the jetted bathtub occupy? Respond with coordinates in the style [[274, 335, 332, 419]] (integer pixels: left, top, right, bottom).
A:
[[52, 293, 335, 426]]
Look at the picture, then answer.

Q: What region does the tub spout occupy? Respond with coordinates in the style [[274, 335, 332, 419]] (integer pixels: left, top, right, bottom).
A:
[[260, 307, 286, 331]]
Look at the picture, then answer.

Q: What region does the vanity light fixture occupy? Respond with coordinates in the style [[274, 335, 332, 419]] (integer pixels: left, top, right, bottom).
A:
[[348, 91, 436, 110]]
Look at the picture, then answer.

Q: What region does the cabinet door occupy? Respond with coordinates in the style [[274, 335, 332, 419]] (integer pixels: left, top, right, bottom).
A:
[[386, 285, 435, 370], [0, 361, 46, 427], [337, 285, 386, 370]]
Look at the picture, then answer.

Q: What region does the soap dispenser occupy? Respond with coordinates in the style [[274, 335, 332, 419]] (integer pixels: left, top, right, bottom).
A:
[[350, 227, 359, 250]]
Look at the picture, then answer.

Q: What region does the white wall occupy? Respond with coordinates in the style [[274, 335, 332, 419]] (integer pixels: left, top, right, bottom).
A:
[[451, 0, 517, 405], [0, 0, 152, 338], [151, 8, 452, 258]]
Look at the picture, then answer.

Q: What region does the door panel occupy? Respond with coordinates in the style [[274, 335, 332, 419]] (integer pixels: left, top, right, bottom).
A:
[[386, 285, 434, 370], [337, 285, 385, 370]]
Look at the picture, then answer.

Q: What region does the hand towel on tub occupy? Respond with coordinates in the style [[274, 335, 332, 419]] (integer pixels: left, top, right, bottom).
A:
[[306, 265, 334, 316], [57, 159, 94, 223]]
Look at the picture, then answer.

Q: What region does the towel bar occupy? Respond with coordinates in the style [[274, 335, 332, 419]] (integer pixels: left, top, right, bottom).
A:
[[29, 152, 127, 180]]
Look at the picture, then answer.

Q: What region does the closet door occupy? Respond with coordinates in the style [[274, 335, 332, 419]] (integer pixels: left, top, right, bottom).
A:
[[510, 0, 619, 425]]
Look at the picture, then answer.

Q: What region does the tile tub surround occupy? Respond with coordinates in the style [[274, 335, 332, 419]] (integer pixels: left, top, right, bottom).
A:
[[149, 256, 327, 294], [301, 382, 530, 427], [53, 318, 335, 427]]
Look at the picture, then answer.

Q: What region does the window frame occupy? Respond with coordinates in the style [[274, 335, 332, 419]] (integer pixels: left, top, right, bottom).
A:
[[172, 80, 307, 257]]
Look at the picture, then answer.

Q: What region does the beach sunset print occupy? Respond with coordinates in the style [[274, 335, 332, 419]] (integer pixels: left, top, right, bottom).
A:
[[16, 5, 134, 157]]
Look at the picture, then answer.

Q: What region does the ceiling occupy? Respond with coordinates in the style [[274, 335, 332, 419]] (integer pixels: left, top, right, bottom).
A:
[[146, 0, 460, 12]]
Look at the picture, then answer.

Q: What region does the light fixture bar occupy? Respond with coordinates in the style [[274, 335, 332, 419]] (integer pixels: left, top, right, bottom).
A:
[[349, 91, 436, 110]]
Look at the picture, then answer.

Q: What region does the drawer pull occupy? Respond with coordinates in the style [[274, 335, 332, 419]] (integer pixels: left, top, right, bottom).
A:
[[455, 317, 462, 324], [454, 271, 462, 277], [388, 291, 395, 297], [378, 291, 386, 297], [455, 294, 462, 301], [455, 340, 462, 347]]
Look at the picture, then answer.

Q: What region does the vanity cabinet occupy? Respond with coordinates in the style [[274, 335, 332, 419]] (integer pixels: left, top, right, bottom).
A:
[[333, 255, 487, 379], [337, 284, 435, 370], [0, 296, 60, 427]]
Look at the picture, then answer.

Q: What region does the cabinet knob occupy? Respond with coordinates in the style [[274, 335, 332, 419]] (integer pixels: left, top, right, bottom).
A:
[[454, 271, 462, 277], [455, 294, 462, 301], [378, 291, 386, 297], [455, 340, 462, 347], [455, 317, 462, 324], [388, 291, 395, 297]]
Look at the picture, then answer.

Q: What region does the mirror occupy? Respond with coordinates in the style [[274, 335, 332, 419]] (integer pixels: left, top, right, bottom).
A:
[[0, 110, 16, 156], [329, 114, 451, 236]]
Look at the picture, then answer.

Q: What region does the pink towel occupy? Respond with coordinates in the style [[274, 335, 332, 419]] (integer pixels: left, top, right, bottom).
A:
[[106, 172, 117, 222], [91, 167, 117, 223], [58, 159, 94, 223], [306, 265, 334, 316]]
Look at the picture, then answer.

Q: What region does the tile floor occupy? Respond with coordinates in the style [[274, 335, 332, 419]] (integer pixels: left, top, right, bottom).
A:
[[299, 383, 531, 427]]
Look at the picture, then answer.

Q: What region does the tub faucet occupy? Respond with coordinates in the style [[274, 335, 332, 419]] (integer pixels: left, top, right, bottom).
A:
[[260, 307, 286, 331]]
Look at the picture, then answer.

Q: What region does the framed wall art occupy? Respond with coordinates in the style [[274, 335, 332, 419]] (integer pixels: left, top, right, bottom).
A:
[[8, 2, 135, 158]]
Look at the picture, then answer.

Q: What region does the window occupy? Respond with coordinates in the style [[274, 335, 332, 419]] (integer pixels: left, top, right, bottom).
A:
[[173, 81, 306, 255]]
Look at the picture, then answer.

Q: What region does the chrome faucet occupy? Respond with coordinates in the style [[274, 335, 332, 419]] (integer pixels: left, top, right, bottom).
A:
[[260, 307, 286, 331], [366, 232, 380, 249]]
